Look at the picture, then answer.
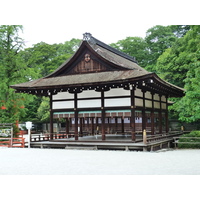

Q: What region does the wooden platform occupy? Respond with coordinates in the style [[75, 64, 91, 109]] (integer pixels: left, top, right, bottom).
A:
[[30, 133, 183, 151]]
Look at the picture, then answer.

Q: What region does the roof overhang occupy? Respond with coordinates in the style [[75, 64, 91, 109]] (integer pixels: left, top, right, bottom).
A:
[[10, 72, 184, 97]]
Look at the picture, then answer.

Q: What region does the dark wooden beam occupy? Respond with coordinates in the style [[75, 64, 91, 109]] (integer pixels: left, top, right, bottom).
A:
[[74, 93, 78, 140], [101, 91, 106, 140], [159, 95, 162, 134], [130, 87, 136, 141], [49, 94, 54, 140], [151, 92, 155, 135]]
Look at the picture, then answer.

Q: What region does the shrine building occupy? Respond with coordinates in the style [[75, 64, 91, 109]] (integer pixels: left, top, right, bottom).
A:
[[11, 33, 184, 141]]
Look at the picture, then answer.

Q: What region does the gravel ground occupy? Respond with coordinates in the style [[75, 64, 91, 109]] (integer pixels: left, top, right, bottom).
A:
[[0, 148, 200, 175]]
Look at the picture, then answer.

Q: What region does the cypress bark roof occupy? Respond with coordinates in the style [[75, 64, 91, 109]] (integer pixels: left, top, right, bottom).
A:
[[10, 33, 184, 97]]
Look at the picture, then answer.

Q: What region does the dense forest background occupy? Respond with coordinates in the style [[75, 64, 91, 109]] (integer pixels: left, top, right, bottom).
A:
[[0, 25, 199, 126]]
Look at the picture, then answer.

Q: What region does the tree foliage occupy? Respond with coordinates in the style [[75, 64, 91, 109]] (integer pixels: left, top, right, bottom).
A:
[[0, 25, 81, 123], [145, 25, 177, 67], [0, 25, 35, 123], [110, 37, 148, 67], [20, 40, 80, 77], [20, 39, 81, 122], [156, 26, 200, 122]]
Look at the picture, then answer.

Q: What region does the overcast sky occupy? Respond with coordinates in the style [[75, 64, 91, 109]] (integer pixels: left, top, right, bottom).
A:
[[1, 0, 199, 47]]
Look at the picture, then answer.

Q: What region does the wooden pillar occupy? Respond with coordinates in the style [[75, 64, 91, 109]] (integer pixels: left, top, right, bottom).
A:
[[151, 92, 155, 135], [107, 117, 110, 134], [142, 90, 146, 132], [66, 118, 69, 136], [130, 86, 136, 141], [101, 91, 106, 140], [121, 117, 124, 133], [91, 117, 94, 135], [74, 92, 78, 140], [165, 95, 169, 133], [96, 117, 99, 134], [87, 118, 89, 132], [115, 117, 118, 131], [159, 94, 162, 134], [49, 94, 54, 140], [80, 118, 83, 137]]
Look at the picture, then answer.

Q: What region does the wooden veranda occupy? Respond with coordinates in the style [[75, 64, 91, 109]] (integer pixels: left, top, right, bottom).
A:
[[30, 131, 184, 151]]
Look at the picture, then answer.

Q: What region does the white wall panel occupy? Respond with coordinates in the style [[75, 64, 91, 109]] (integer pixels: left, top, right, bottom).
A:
[[53, 101, 74, 109], [154, 101, 160, 109], [145, 100, 152, 108], [78, 99, 101, 108], [78, 90, 101, 98], [161, 95, 166, 102], [135, 98, 143, 107], [145, 91, 152, 99], [162, 103, 167, 109], [154, 94, 160, 101], [135, 88, 143, 97], [53, 92, 74, 100], [105, 98, 130, 107], [105, 88, 130, 97]]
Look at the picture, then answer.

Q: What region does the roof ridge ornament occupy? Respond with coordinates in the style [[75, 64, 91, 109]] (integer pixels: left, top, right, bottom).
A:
[[83, 32, 92, 41]]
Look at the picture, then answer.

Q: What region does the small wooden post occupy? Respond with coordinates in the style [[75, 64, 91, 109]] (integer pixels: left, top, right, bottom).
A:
[[143, 129, 147, 145], [10, 126, 13, 147]]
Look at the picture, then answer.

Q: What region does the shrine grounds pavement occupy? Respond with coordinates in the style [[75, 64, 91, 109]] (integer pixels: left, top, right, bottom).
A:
[[0, 148, 200, 175]]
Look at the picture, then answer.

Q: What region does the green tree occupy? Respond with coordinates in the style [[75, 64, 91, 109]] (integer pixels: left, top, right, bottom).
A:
[[155, 26, 200, 123], [19, 38, 81, 122], [145, 25, 178, 72], [0, 25, 34, 123], [21, 38, 81, 77], [37, 97, 50, 122], [170, 25, 191, 38], [110, 37, 148, 67]]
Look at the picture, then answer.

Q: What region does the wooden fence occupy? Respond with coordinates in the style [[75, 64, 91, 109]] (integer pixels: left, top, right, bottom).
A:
[[0, 138, 25, 148], [31, 133, 68, 142]]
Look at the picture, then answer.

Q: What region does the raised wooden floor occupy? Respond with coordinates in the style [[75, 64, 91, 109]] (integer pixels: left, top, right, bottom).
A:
[[30, 133, 183, 151]]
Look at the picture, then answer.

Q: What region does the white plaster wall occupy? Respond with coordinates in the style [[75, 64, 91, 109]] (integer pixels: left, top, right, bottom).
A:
[[104, 88, 130, 97], [162, 103, 167, 109], [154, 101, 160, 109], [145, 91, 152, 99], [145, 100, 152, 108], [135, 88, 143, 97], [53, 92, 74, 100], [78, 99, 101, 108], [53, 101, 74, 109], [161, 95, 166, 102], [154, 94, 160, 101], [135, 98, 143, 107], [78, 90, 101, 98], [105, 98, 130, 107]]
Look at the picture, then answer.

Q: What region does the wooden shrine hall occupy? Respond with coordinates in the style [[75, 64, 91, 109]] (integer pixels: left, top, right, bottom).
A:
[[11, 33, 184, 142]]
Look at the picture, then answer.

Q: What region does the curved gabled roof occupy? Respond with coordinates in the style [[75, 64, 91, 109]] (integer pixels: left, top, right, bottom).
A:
[[10, 33, 184, 97], [46, 33, 149, 77]]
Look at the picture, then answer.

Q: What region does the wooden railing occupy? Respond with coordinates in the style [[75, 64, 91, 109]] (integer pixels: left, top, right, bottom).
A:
[[146, 132, 182, 143], [31, 133, 68, 142], [0, 138, 25, 148]]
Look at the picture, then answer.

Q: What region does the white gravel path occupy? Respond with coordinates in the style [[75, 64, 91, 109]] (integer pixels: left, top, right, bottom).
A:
[[0, 148, 200, 175]]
